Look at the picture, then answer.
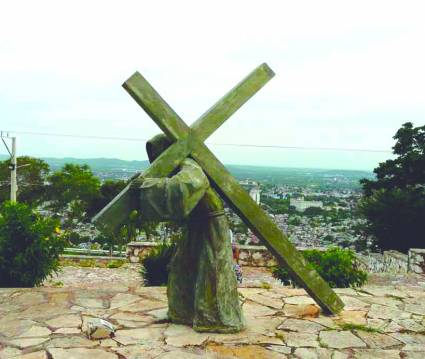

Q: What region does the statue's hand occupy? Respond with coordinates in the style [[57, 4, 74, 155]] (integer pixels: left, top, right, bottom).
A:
[[129, 171, 142, 181], [129, 175, 145, 191]]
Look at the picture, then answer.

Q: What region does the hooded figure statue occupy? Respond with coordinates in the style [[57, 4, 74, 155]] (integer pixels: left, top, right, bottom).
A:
[[133, 134, 244, 333]]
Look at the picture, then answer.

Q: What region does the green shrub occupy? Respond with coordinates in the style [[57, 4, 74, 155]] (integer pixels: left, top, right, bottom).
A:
[[140, 241, 176, 286], [78, 259, 96, 267], [272, 247, 367, 288], [60, 231, 90, 247], [107, 259, 125, 268], [0, 201, 66, 287]]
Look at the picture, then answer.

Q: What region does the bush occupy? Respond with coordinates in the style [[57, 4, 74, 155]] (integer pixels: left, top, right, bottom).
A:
[[0, 201, 66, 287], [78, 259, 96, 267], [107, 259, 125, 268], [140, 241, 176, 286], [272, 247, 367, 288], [61, 231, 89, 247]]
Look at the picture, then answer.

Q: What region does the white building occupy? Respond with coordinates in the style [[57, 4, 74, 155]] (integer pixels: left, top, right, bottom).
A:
[[239, 180, 261, 205], [290, 198, 323, 212], [249, 187, 261, 205]]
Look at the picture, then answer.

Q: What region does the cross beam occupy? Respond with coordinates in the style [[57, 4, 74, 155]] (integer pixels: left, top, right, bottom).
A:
[[93, 64, 344, 314]]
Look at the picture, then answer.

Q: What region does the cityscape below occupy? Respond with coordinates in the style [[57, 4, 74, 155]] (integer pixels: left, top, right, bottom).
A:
[[3, 154, 374, 252]]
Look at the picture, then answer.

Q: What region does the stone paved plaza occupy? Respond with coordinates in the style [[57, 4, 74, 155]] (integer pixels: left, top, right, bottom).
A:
[[1, 272, 425, 359]]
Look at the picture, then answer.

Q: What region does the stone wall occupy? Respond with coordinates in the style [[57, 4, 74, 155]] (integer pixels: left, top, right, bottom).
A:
[[126, 242, 326, 267], [356, 250, 409, 274], [409, 248, 425, 274], [126, 241, 425, 275], [127, 242, 161, 263]]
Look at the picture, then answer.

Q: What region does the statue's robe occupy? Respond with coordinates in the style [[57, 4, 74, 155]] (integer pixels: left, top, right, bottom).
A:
[[137, 158, 244, 333]]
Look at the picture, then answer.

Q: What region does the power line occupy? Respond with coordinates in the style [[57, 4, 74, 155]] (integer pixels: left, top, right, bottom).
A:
[[2, 130, 148, 143], [2, 129, 393, 154], [212, 143, 391, 153]]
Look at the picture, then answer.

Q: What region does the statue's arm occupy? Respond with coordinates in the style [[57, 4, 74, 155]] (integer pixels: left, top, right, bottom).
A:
[[137, 158, 209, 221]]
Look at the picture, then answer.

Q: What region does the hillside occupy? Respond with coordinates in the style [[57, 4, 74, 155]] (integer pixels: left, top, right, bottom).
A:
[[0, 155, 373, 189]]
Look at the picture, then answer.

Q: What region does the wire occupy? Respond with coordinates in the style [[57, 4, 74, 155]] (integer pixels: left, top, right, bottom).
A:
[[2, 129, 393, 154], [2, 130, 148, 143], [211, 143, 390, 153]]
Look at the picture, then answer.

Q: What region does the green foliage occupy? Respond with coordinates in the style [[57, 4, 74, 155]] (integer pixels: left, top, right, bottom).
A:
[[78, 259, 96, 267], [261, 196, 290, 214], [140, 241, 176, 286], [260, 281, 272, 290], [359, 188, 425, 252], [272, 247, 367, 288], [359, 122, 425, 252], [47, 164, 100, 221], [107, 259, 125, 268], [287, 216, 301, 226], [0, 156, 49, 205], [338, 323, 382, 333], [61, 231, 91, 247], [87, 179, 127, 217], [120, 210, 143, 243], [304, 206, 324, 217], [0, 201, 65, 287], [140, 220, 159, 241]]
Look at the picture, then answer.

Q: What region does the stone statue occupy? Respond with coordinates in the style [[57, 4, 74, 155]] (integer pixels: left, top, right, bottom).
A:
[[132, 134, 244, 333], [93, 64, 344, 318]]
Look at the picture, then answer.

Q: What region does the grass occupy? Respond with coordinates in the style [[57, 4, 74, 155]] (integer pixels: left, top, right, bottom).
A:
[[260, 281, 272, 290], [52, 280, 64, 287], [338, 323, 382, 333], [275, 331, 285, 342], [79, 259, 96, 268], [60, 258, 127, 268], [107, 260, 125, 269], [45, 279, 64, 287]]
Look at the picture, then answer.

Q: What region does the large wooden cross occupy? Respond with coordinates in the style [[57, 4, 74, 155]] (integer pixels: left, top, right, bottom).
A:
[[93, 63, 344, 314]]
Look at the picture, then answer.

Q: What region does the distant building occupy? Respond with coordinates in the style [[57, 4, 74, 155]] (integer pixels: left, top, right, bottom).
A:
[[239, 180, 261, 204], [290, 197, 323, 212], [249, 187, 261, 205]]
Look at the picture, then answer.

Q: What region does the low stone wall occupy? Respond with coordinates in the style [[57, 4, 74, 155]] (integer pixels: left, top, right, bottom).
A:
[[127, 241, 425, 275], [126, 242, 326, 267], [356, 250, 409, 274], [409, 248, 425, 274], [238, 245, 277, 267], [127, 242, 162, 263]]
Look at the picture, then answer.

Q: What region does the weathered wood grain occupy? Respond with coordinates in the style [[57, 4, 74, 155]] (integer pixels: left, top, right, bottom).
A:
[[191, 63, 274, 142]]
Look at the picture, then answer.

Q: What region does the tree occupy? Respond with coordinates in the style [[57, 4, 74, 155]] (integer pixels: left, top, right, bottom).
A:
[[261, 196, 290, 214], [140, 220, 159, 241], [87, 179, 127, 217], [304, 206, 324, 217], [359, 122, 425, 252], [0, 156, 49, 205], [0, 201, 66, 287], [47, 164, 100, 221]]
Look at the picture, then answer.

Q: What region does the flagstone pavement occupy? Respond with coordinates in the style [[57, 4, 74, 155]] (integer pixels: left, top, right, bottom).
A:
[[1, 273, 425, 358]]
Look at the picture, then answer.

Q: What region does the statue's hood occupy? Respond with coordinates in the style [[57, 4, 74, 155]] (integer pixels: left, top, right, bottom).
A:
[[146, 134, 173, 163]]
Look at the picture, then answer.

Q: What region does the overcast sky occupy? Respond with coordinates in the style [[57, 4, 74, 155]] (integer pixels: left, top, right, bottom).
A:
[[1, 1, 424, 170]]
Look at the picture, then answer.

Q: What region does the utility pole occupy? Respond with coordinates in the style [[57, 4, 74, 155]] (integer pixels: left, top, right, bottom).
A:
[[1, 132, 18, 202], [10, 137, 17, 202]]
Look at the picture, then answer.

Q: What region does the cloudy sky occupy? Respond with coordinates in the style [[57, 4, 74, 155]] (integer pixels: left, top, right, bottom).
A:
[[1, 1, 424, 170]]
